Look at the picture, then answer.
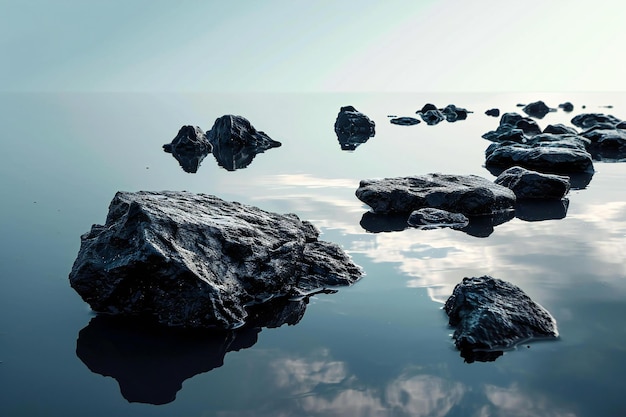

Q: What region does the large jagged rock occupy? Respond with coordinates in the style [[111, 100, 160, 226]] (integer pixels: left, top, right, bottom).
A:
[[207, 115, 281, 171], [69, 191, 362, 329], [494, 166, 570, 200], [334, 106, 375, 150], [163, 125, 211, 173], [444, 276, 558, 362], [355, 173, 516, 216]]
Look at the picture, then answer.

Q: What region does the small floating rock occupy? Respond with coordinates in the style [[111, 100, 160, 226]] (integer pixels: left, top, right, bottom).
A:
[[390, 117, 421, 126]]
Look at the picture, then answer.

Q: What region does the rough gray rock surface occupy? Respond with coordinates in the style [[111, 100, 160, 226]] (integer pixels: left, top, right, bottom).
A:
[[355, 173, 516, 216], [69, 191, 362, 329], [163, 125, 211, 173], [206, 115, 281, 171], [495, 166, 570, 200], [407, 208, 469, 229], [485, 141, 594, 173], [444, 276, 558, 355], [571, 113, 622, 129], [334, 106, 375, 150]]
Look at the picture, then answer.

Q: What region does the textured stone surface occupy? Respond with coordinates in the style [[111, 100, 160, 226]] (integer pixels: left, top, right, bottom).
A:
[[420, 109, 445, 125], [522, 100, 553, 119], [355, 173, 516, 216], [485, 141, 594, 173], [482, 112, 542, 142], [571, 113, 622, 129], [495, 166, 570, 200], [334, 106, 375, 150], [206, 115, 281, 170], [444, 276, 558, 359], [407, 208, 469, 229], [69, 191, 362, 329], [163, 125, 211, 173]]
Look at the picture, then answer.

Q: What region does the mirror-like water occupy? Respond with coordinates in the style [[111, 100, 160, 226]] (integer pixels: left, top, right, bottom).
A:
[[1, 92, 625, 416]]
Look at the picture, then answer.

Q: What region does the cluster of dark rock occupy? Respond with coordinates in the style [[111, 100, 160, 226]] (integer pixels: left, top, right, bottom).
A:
[[70, 99, 626, 396], [163, 115, 281, 172]]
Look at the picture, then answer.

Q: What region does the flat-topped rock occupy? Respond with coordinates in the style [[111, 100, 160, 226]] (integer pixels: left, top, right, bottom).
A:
[[444, 276, 558, 361], [495, 166, 570, 200], [69, 191, 362, 329], [355, 173, 516, 216]]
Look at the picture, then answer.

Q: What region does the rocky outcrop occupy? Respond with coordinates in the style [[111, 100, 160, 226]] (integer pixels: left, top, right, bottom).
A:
[[441, 104, 470, 122], [485, 139, 594, 174], [494, 166, 570, 200], [390, 117, 421, 126], [482, 112, 542, 142], [444, 276, 558, 362], [163, 125, 211, 173], [558, 102, 574, 112], [69, 191, 362, 329], [407, 208, 469, 230], [207, 115, 281, 170], [419, 109, 445, 125], [416, 103, 470, 125], [522, 100, 553, 119], [571, 113, 622, 129], [334, 106, 375, 150], [355, 173, 516, 216], [485, 108, 500, 117]]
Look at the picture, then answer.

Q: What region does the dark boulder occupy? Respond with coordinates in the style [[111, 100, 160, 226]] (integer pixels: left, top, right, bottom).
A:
[[543, 123, 578, 135], [355, 173, 516, 216], [441, 104, 470, 122], [485, 108, 500, 117], [207, 115, 281, 171], [581, 127, 626, 150], [69, 191, 362, 329], [417, 103, 438, 113], [482, 112, 542, 142], [485, 141, 594, 174], [334, 106, 375, 151], [163, 126, 211, 173], [390, 117, 421, 126], [494, 166, 570, 200], [558, 102, 574, 112], [522, 100, 553, 119], [407, 208, 469, 229], [444, 276, 558, 361], [420, 109, 445, 125], [571, 113, 622, 129]]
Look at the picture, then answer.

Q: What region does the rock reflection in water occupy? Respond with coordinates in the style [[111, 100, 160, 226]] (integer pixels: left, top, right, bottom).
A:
[[76, 295, 311, 405]]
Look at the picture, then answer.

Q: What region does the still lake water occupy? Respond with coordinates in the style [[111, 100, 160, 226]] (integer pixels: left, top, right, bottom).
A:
[[1, 92, 625, 416]]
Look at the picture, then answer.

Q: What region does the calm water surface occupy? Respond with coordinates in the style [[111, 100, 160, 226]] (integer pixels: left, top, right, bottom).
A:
[[1, 93, 625, 416]]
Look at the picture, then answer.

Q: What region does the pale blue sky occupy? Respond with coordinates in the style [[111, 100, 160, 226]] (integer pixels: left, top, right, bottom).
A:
[[2, 0, 625, 92]]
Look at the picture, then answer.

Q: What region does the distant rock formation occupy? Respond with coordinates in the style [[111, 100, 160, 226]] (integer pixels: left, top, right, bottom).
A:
[[558, 102, 574, 112], [207, 115, 282, 170], [355, 173, 516, 216], [416, 103, 471, 125], [390, 117, 421, 126], [334, 106, 376, 150], [444, 276, 558, 362], [163, 125, 211, 173], [163, 115, 281, 172], [485, 108, 500, 117], [69, 191, 362, 329], [522, 100, 554, 119]]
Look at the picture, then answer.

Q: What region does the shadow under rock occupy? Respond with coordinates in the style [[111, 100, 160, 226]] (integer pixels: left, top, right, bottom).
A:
[[359, 210, 515, 238], [76, 295, 312, 405]]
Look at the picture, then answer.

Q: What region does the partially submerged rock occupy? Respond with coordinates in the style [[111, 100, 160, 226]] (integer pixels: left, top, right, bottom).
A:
[[571, 113, 622, 129], [485, 140, 594, 174], [69, 191, 362, 329], [407, 208, 469, 229], [390, 117, 421, 126], [485, 108, 500, 117], [420, 109, 445, 125], [522, 100, 553, 119], [441, 104, 470, 122], [558, 102, 574, 112], [482, 112, 542, 142], [494, 166, 570, 200], [163, 126, 211, 173], [334, 106, 375, 150], [355, 173, 516, 216], [207, 115, 281, 170], [444, 276, 558, 362]]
